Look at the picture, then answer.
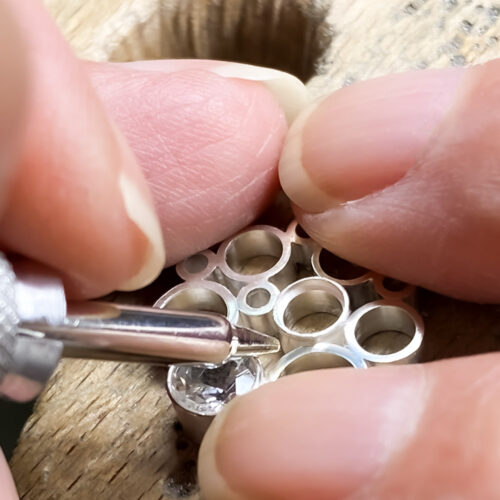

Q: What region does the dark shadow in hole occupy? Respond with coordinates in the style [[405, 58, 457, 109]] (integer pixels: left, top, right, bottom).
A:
[[145, 0, 334, 82]]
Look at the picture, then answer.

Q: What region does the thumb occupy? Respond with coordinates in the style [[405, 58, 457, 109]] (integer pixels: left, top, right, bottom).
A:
[[279, 61, 500, 302], [198, 353, 500, 500]]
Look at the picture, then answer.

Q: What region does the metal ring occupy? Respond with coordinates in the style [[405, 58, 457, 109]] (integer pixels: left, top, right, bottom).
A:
[[286, 220, 311, 245], [217, 225, 292, 286], [236, 281, 280, 336], [372, 273, 416, 303], [154, 280, 239, 325], [273, 277, 350, 352], [267, 343, 367, 381], [176, 250, 216, 281], [344, 300, 424, 365], [311, 246, 373, 286]]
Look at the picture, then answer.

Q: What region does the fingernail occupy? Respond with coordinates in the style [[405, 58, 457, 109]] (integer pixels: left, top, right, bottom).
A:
[[280, 68, 464, 213], [198, 367, 426, 500], [211, 63, 310, 124], [105, 118, 166, 291], [117, 171, 165, 290]]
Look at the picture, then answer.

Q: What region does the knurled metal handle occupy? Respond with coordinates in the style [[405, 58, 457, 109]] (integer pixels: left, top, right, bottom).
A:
[[0, 253, 18, 383]]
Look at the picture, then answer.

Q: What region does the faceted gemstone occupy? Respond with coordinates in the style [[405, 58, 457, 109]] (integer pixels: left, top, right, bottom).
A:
[[168, 357, 263, 415]]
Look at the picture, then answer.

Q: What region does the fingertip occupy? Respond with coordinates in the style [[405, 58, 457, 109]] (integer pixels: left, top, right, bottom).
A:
[[88, 62, 289, 265], [198, 405, 245, 500], [0, 0, 27, 214], [0, 449, 18, 500]]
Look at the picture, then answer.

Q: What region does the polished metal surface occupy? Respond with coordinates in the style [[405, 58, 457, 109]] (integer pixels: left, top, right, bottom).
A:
[[0, 254, 280, 403], [33, 302, 279, 364], [273, 277, 350, 352], [311, 246, 379, 309], [164, 219, 425, 441], [268, 343, 367, 381], [344, 300, 424, 365], [0, 257, 65, 401]]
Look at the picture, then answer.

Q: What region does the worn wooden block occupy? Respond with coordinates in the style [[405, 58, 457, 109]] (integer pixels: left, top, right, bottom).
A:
[[10, 1, 500, 498]]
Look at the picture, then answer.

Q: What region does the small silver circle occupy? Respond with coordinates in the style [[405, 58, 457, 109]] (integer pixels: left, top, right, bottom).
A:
[[372, 273, 416, 302], [176, 250, 216, 281], [237, 281, 279, 316]]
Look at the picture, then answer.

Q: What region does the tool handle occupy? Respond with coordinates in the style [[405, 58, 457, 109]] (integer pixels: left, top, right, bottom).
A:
[[0, 255, 63, 401]]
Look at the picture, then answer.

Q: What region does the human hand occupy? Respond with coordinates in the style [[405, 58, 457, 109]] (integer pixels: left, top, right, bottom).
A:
[[198, 63, 500, 498], [0, 0, 307, 497]]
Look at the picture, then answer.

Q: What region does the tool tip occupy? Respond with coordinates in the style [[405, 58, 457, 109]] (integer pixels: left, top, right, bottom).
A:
[[232, 326, 281, 356]]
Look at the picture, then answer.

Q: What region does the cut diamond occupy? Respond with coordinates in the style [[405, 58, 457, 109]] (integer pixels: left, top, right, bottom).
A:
[[168, 357, 263, 415]]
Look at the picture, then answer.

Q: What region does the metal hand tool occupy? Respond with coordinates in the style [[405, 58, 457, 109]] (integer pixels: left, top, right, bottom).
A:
[[0, 254, 280, 402]]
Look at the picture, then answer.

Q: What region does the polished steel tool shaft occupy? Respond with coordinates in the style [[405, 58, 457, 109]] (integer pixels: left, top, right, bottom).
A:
[[27, 301, 280, 364], [0, 255, 280, 401]]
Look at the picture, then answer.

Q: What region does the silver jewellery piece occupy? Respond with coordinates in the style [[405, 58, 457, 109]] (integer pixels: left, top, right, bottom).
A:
[[344, 300, 424, 365], [161, 220, 424, 440], [166, 356, 263, 443], [0, 254, 18, 385], [372, 274, 417, 306], [273, 277, 350, 353], [267, 343, 367, 382]]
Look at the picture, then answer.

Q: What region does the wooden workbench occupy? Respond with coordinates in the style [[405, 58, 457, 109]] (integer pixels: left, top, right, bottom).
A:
[[10, 1, 500, 498]]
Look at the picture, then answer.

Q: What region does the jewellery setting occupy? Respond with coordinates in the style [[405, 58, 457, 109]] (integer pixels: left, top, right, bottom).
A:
[[155, 221, 424, 442]]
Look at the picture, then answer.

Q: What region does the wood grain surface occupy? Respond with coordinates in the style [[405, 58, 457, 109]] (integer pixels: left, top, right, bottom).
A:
[[10, 1, 500, 498]]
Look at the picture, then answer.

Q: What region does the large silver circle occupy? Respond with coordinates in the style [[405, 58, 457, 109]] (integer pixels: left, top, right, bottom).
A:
[[344, 300, 423, 364], [217, 225, 291, 283], [154, 280, 239, 325], [267, 343, 366, 381], [273, 277, 350, 352]]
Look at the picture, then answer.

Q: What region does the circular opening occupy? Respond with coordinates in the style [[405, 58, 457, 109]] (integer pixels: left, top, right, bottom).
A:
[[282, 352, 353, 376], [163, 288, 227, 317], [246, 288, 271, 308], [354, 306, 415, 355], [183, 253, 209, 274], [382, 277, 408, 292], [284, 290, 342, 333], [225, 230, 283, 275], [318, 249, 367, 280], [295, 224, 310, 239]]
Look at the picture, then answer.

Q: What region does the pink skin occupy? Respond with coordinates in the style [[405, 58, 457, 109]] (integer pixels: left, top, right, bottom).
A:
[[283, 61, 500, 302], [200, 354, 500, 500], [0, 3, 285, 494], [87, 61, 284, 265], [0, 0, 286, 298], [3, 0, 500, 498]]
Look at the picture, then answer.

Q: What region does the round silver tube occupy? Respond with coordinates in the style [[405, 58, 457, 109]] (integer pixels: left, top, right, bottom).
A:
[[237, 281, 279, 336], [273, 277, 350, 353], [176, 250, 216, 282], [217, 226, 295, 291], [267, 343, 367, 381], [311, 247, 378, 309], [372, 274, 417, 306], [344, 300, 424, 365]]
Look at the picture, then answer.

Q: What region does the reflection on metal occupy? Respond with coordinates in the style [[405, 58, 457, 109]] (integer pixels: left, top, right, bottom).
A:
[[160, 221, 423, 441]]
